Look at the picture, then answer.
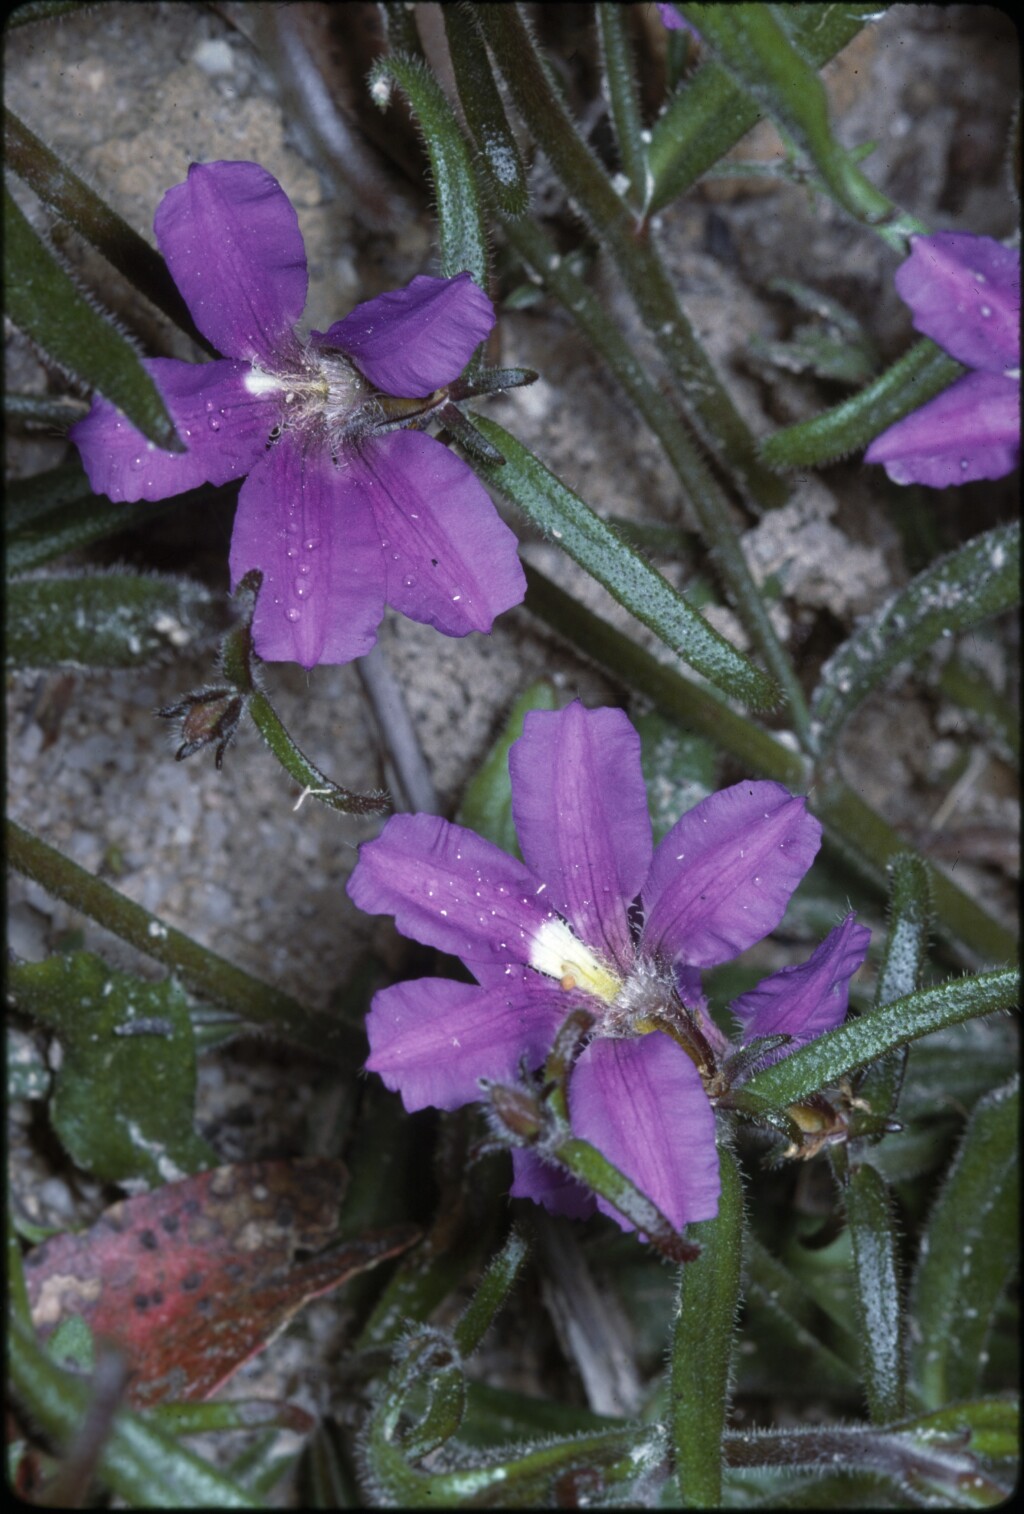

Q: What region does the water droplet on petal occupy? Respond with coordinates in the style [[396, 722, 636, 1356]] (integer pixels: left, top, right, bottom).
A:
[[980, 304, 992, 317], [294, 578, 311, 599], [402, 574, 416, 588], [304, 538, 319, 552], [208, 415, 221, 432], [286, 606, 301, 623]]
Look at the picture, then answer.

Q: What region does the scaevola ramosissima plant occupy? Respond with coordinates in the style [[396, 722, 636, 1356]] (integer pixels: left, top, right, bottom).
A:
[[71, 160, 526, 668], [865, 232, 1020, 488], [348, 701, 870, 1236]]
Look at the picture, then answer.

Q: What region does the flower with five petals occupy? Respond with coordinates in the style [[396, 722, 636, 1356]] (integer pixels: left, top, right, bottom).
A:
[[348, 701, 870, 1234], [71, 160, 526, 667]]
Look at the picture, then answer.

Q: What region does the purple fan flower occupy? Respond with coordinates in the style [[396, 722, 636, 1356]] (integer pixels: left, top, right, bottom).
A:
[[865, 232, 1020, 488], [657, 4, 700, 38], [70, 160, 526, 668], [347, 701, 870, 1235]]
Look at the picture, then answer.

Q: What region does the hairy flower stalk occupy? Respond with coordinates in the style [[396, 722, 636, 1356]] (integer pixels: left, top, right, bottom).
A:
[[349, 701, 869, 1235], [71, 160, 525, 668]]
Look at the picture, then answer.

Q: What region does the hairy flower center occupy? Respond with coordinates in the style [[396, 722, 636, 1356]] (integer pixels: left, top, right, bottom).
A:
[[245, 348, 380, 448], [528, 918, 684, 1041]]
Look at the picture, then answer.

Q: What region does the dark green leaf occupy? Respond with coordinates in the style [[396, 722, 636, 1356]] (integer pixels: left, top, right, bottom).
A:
[[670, 1145, 743, 1506], [8, 952, 217, 1186], [443, 10, 530, 218], [647, 4, 879, 212], [5, 570, 218, 668], [368, 53, 488, 289], [812, 524, 1020, 752], [683, 4, 892, 226], [910, 1077, 1019, 1409], [846, 1161, 906, 1421], [5, 462, 188, 574], [467, 415, 779, 710], [4, 186, 179, 450], [4, 109, 203, 343], [457, 681, 557, 853]]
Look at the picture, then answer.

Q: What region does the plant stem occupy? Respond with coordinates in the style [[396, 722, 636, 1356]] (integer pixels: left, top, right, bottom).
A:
[[6, 819, 356, 1061]]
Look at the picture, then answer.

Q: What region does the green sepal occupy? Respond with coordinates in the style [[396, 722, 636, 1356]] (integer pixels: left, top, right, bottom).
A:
[[761, 338, 964, 471], [910, 1076, 1019, 1409], [4, 186, 179, 450], [8, 952, 217, 1186], [457, 681, 558, 853], [5, 569, 219, 669], [442, 8, 530, 218], [466, 414, 780, 711], [368, 53, 488, 290], [811, 523, 1020, 753]]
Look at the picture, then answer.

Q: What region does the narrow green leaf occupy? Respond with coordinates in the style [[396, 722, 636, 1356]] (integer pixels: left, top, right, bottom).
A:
[[811, 523, 1020, 752], [737, 970, 1018, 1117], [683, 4, 893, 227], [457, 681, 557, 853], [647, 4, 878, 212], [4, 186, 179, 450], [368, 53, 488, 288], [467, 416, 779, 710], [8, 1316, 259, 1508], [595, 2, 650, 208], [856, 852, 932, 1135], [670, 1145, 743, 1505], [8, 952, 217, 1186], [898, 1398, 1020, 1462], [846, 1161, 906, 1422], [442, 9, 530, 218], [7, 819, 349, 1060], [761, 339, 963, 471], [4, 109, 203, 343], [910, 1077, 1019, 1409], [745, 1234, 862, 1390], [5, 571, 219, 669], [454, 1228, 530, 1358]]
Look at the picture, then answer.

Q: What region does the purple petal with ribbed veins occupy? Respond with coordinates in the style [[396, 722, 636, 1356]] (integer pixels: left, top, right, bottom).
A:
[[154, 161, 307, 364], [229, 433, 384, 667], [324, 272, 495, 396], [365, 975, 567, 1113], [70, 358, 273, 503], [510, 702, 652, 969], [642, 781, 821, 968], [347, 813, 563, 974], [570, 1034, 720, 1233], [354, 431, 525, 634], [510, 1149, 597, 1221], [896, 233, 1019, 373], [864, 370, 1019, 486], [730, 914, 871, 1066]]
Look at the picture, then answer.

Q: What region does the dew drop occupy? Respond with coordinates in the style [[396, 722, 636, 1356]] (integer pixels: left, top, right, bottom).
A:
[[980, 304, 992, 317], [205, 400, 214, 412], [960, 458, 969, 470], [130, 455, 144, 471], [294, 578, 311, 599], [451, 592, 462, 602], [303, 538, 319, 552], [402, 574, 416, 588], [208, 415, 221, 432], [286, 547, 298, 560], [286, 606, 301, 622]]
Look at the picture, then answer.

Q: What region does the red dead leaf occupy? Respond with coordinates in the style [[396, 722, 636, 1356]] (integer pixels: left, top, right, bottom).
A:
[[23, 1159, 417, 1408]]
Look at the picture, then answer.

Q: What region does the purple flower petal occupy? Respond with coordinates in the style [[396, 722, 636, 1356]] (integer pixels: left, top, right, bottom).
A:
[[641, 781, 822, 968], [509, 702, 652, 968], [347, 813, 563, 976], [154, 161, 307, 365], [229, 433, 385, 667], [323, 272, 495, 397], [570, 1033, 720, 1233], [355, 430, 526, 634], [658, 3, 700, 39], [895, 233, 1019, 374], [864, 369, 1020, 486], [509, 1149, 597, 1221], [365, 975, 568, 1113], [730, 913, 871, 1065], [70, 358, 273, 503]]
